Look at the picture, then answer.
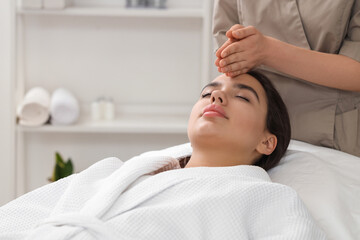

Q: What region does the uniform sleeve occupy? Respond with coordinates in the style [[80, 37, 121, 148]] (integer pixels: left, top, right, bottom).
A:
[[339, 0, 360, 62], [212, 0, 239, 50]]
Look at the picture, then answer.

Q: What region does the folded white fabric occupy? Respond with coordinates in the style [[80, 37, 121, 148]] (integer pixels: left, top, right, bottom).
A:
[[50, 88, 80, 125], [17, 87, 51, 126]]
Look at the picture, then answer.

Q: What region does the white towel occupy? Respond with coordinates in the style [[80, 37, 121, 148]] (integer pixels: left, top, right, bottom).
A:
[[50, 88, 80, 125], [17, 87, 51, 126], [0, 152, 327, 239]]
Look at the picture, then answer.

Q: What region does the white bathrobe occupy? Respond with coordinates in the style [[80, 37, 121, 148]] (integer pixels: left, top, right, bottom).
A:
[[0, 150, 327, 239]]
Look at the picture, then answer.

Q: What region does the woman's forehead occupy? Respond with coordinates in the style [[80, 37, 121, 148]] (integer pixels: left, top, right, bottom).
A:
[[213, 74, 265, 93], [214, 73, 255, 83]]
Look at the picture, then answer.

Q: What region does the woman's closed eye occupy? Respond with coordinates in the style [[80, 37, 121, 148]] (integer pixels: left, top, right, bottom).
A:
[[236, 95, 250, 102], [201, 92, 212, 98], [202, 92, 250, 102]]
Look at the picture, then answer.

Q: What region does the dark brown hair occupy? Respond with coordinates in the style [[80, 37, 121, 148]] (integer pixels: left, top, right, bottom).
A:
[[247, 70, 291, 171]]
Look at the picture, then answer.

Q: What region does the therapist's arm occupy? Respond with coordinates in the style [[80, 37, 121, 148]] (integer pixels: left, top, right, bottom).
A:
[[265, 37, 360, 92], [216, 26, 360, 92]]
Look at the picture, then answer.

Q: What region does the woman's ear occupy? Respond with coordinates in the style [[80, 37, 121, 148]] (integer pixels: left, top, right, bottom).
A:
[[256, 133, 277, 155]]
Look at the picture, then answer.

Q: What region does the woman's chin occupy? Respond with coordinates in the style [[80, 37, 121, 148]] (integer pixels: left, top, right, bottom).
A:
[[195, 124, 224, 137], [190, 129, 228, 147], [188, 116, 228, 145]]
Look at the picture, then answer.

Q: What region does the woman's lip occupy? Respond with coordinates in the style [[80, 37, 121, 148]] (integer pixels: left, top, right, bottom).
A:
[[203, 111, 226, 118], [202, 105, 228, 119]]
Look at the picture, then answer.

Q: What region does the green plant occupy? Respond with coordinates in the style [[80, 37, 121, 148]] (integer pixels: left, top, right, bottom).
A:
[[49, 152, 74, 182]]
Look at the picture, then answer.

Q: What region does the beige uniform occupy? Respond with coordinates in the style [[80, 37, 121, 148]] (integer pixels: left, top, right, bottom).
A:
[[213, 0, 360, 157]]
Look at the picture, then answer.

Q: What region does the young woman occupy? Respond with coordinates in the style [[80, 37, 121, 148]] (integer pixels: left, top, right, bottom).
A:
[[0, 72, 327, 239]]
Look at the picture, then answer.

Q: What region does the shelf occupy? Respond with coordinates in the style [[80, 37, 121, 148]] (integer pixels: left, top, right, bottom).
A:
[[17, 7, 204, 18], [17, 114, 188, 134]]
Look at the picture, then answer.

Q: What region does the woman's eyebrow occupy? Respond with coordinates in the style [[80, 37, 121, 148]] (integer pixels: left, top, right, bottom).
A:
[[201, 82, 221, 93], [234, 83, 260, 102]]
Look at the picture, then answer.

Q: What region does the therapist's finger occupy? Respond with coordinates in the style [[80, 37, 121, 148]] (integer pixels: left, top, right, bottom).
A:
[[226, 24, 245, 39], [228, 68, 249, 77], [220, 40, 246, 58], [215, 57, 222, 67], [215, 39, 233, 58], [232, 26, 257, 40], [218, 52, 246, 67], [220, 60, 247, 74]]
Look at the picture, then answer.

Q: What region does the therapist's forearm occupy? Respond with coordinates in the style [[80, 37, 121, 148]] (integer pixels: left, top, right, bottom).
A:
[[263, 37, 360, 92]]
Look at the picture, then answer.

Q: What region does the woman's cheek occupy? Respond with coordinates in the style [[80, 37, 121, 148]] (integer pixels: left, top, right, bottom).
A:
[[232, 111, 262, 136], [187, 102, 205, 138], [235, 108, 257, 125]]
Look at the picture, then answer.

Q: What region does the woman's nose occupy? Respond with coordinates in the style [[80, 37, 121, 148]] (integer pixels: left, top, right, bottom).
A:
[[211, 91, 227, 105]]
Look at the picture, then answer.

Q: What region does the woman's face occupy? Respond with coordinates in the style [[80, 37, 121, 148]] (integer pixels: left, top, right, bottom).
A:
[[188, 74, 269, 160]]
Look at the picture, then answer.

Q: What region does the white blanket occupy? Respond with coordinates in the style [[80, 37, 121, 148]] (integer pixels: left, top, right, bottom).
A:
[[0, 152, 327, 239], [269, 140, 360, 240], [17, 87, 51, 126]]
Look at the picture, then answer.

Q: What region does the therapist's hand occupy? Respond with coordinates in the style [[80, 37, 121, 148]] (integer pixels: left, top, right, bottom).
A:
[[215, 25, 269, 77], [215, 24, 245, 57]]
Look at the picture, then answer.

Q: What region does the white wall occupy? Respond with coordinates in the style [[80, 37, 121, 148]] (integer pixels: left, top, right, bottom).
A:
[[0, 0, 15, 205], [7, 0, 219, 200], [15, 2, 207, 194]]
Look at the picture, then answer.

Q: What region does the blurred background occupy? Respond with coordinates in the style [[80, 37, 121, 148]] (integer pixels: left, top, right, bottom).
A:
[[0, 0, 219, 205]]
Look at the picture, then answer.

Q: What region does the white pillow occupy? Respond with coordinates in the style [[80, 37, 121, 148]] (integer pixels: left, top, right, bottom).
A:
[[268, 140, 360, 240]]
